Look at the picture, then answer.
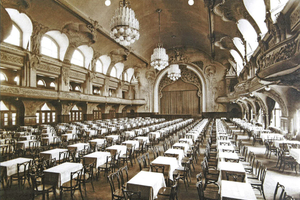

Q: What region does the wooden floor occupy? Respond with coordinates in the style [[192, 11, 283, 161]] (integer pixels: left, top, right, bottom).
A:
[[1, 124, 300, 200]]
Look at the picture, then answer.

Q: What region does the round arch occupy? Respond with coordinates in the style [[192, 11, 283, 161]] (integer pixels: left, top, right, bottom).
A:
[[154, 63, 208, 113]]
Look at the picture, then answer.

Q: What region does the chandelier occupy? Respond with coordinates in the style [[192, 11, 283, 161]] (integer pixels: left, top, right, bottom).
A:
[[110, 0, 140, 46], [167, 64, 181, 81], [150, 9, 169, 71]]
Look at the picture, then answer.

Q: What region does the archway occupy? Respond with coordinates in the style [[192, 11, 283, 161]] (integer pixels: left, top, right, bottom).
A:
[[154, 64, 207, 113]]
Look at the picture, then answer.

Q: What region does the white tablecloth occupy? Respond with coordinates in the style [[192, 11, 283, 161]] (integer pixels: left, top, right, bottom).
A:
[[135, 136, 149, 143], [83, 152, 111, 168], [40, 148, 68, 161], [165, 148, 184, 165], [221, 180, 256, 200], [179, 138, 194, 146], [127, 171, 166, 200], [122, 140, 139, 150], [61, 133, 76, 141], [0, 157, 32, 176], [106, 145, 127, 157], [89, 139, 106, 146], [274, 140, 300, 148], [43, 162, 83, 187], [106, 135, 119, 142], [218, 162, 246, 182], [261, 133, 284, 142], [151, 156, 179, 180], [172, 142, 189, 154], [67, 143, 89, 152], [290, 149, 300, 164]]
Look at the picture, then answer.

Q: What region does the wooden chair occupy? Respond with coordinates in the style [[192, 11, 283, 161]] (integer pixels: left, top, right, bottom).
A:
[[82, 160, 96, 192], [60, 168, 84, 200], [273, 182, 285, 200], [225, 172, 245, 182], [29, 173, 56, 200], [98, 155, 113, 177], [107, 172, 124, 200], [248, 166, 267, 200], [196, 180, 219, 200], [118, 165, 128, 188], [9, 160, 32, 188], [122, 188, 141, 200], [157, 174, 179, 200]]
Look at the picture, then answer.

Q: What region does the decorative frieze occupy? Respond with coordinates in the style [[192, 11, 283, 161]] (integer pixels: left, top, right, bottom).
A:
[[0, 51, 24, 66], [69, 70, 86, 80], [37, 63, 60, 74]]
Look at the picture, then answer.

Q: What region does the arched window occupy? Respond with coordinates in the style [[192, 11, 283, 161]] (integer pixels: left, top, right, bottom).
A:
[[71, 49, 84, 67], [69, 105, 82, 122], [74, 86, 81, 92], [0, 72, 8, 82], [14, 76, 19, 85], [50, 82, 56, 88], [270, 102, 282, 128], [4, 24, 21, 46], [41, 35, 59, 59], [37, 79, 46, 87], [95, 59, 103, 73], [36, 103, 56, 124], [110, 66, 117, 78], [123, 71, 128, 82], [0, 100, 17, 127], [230, 50, 244, 76]]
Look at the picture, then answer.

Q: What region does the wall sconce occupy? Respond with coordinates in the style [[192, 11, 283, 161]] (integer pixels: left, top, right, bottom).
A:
[[264, 85, 271, 91], [105, 0, 111, 6]]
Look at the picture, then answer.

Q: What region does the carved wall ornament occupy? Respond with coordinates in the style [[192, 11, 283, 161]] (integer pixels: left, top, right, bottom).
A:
[[0, 51, 24, 66], [290, 5, 300, 31], [61, 67, 69, 86], [69, 71, 86, 80], [2, 0, 30, 13], [204, 65, 216, 78], [169, 47, 190, 64], [258, 38, 298, 70], [89, 71, 96, 82], [62, 23, 96, 47], [226, 66, 237, 77], [37, 63, 60, 74], [31, 21, 49, 55], [158, 67, 202, 98], [87, 18, 100, 43]]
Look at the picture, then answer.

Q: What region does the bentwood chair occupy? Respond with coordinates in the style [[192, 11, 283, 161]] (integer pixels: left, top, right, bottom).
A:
[[60, 168, 84, 200], [107, 171, 124, 200], [30, 173, 56, 200], [196, 180, 220, 200], [273, 182, 285, 200]]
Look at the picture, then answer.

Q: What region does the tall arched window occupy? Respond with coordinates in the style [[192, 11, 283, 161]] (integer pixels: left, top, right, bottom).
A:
[[41, 35, 59, 59], [69, 105, 82, 122], [0, 72, 8, 82], [95, 60, 103, 73], [36, 103, 56, 124], [0, 100, 17, 127], [123, 71, 128, 82], [110, 66, 117, 78], [4, 24, 21, 46], [270, 102, 282, 128], [71, 49, 84, 67]]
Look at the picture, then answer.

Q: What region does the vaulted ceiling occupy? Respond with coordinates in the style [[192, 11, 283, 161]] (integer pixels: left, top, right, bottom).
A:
[[60, 0, 259, 70]]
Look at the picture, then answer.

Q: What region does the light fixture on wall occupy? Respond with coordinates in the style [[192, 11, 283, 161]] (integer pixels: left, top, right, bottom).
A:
[[264, 85, 271, 91], [105, 0, 111, 6], [110, 0, 140, 46], [167, 64, 181, 81], [150, 9, 169, 71], [188, 0, 194, 6]]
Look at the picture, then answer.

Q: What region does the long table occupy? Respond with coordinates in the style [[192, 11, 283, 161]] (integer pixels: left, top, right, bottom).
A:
[[126, 171, 166, 200]]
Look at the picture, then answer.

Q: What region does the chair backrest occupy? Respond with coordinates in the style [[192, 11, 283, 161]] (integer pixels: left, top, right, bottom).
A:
[[70, 168, 83, 188], [17, 160, 31, 176], [59, 151, 69, 163], [274, 182, 285, 200], [196, 173, 202, 182], [122, 188, 141, 200], [137, 156, 143, 171], [151, 164, 165, 174], [196, 181, 205, 200], [107, 172, 121, 194], [119, 166, 128, 186], [260, 167, 267, 183], [225, 172, 245, 182]]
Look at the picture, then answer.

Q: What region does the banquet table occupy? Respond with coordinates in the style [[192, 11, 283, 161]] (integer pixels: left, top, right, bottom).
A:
[[135, 136, 149, 143], [274, 140, 300, 148], [89, 139, 106, 146], [106, 145, 127, 157], [41, 133, 54, 137], [106, 135, 119, 142], [0, 157, 32, 176], [218, 145, 235, 152], [179, 138, 194, 146], [290, 149, 300, 164], [151, 156, 179, 180], [61, 133, 76, 141], [67, 143, 89, 152], [218, 152, 239, 162], [218, 162, 246, 182], [164, 148, 184, 165], [126, 171, 166, 200], [19, 135, 35, 141], [43, 162, 83, 187], [17, 140, 40, 150], [149, 132, 161, 139], [172, 142, 189, 154], [40, 148, 68, 161], [185, 133, 199, 142], [122, 140, 139, 150], [220, 180, 257, 200], [125, 131, 136, 138], [83, 152, 111, 168], [217, 140, 232, 146], [260, 133, 284, 142], [42, 136, 58, 145], [86, 129, 97, 137]]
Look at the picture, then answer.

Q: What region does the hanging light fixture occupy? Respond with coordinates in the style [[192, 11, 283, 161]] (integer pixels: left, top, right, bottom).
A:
[[150, 9, 169, 71], [110, 0, 140, 46], [167, 64, 181, 81]]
